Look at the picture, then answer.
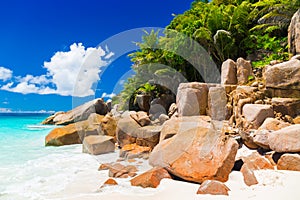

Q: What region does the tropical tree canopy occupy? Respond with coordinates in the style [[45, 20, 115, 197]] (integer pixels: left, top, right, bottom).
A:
[[113, 0, 300, 109]]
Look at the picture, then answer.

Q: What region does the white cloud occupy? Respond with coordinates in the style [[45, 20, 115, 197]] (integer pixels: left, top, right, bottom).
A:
[[1, 82, 13, 90], [2, 82, 56, 95], [101, 92, 116, 99], [16, 74, 51, 85], [44, 43, 108, 97], [104, 45, 114, 59], [0, 67, 13, 81], [0, 43, 112, 97], [105, 51, 115, 59]]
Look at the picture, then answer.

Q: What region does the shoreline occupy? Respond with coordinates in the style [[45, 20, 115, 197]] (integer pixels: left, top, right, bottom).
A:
[[44, 149, 300, 200]]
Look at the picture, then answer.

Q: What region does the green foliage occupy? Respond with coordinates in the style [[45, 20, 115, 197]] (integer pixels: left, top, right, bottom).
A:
[[247, 75, 255, 81], [251, 0, 300, 33], [116, 0, 299, 109], [246, 32, 289, 68], [137, 82, 156, 95]]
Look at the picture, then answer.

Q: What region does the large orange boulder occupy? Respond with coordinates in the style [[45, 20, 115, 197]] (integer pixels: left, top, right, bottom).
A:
[[45, 124, 80, 146], [130, 167, 172, 188], [45, 113, 116, 146], [149, 126, 239, 183]]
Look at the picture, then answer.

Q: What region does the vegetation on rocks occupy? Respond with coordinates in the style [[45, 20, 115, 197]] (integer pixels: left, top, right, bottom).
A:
[[113, 0, 300, 109]]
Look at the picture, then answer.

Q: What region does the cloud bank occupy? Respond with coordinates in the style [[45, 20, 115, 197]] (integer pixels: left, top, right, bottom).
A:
[[0, 43, 112, 97]]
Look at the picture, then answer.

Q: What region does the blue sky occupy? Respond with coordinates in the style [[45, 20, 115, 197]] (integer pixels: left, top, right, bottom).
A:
[[0, 0, 194, 112]]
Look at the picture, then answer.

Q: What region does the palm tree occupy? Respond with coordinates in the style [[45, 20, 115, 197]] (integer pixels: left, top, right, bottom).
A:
[[251, 0, 300, 35]]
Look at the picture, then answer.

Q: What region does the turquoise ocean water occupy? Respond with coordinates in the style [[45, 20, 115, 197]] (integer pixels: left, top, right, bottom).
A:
[[0, 113, 99, 200]]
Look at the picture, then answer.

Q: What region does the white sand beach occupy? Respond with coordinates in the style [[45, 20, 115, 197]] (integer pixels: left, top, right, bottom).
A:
[[43, 150, 300, 200]]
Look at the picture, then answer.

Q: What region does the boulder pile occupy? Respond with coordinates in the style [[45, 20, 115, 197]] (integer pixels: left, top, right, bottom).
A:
[[42, 11, 300, 195]]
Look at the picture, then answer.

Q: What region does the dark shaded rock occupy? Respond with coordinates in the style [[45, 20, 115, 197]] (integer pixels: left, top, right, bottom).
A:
[[149, 94, 175, 119], [271, 98, 300, 118], [233, 159, 244, 171], [136, 94, 151, 112], [267, 88, 300, 99]]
